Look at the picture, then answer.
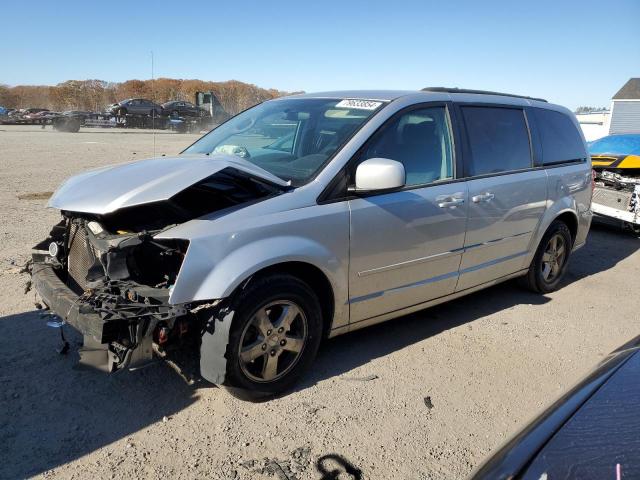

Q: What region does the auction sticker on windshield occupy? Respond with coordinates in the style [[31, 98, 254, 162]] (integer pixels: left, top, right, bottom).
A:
[[335, 99, 383, 110]]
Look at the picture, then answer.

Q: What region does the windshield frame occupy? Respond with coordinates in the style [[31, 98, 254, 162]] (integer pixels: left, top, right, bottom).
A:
[[180, 97, 389, 187]]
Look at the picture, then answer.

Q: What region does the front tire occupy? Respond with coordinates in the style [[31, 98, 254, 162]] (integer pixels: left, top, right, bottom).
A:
[[222, 274, 323, 397], [521, 220, 573, 293]]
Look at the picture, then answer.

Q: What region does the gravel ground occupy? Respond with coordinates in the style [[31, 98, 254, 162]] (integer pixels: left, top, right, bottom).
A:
[[1, 125, 639, 480]]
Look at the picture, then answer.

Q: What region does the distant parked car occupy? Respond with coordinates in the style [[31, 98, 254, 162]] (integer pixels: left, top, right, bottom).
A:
[[471, 335, 640, 479], [590, 134, 640, 232], [162, 100, 207, 117], [21, 108, 49, 119], [29, 110, 59, 119], [63, 110, 94, 117], [106, 98, 163, 116], [25, 110, 59, 123]]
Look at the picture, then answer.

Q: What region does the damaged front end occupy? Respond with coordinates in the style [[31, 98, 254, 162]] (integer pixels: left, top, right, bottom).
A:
[[30, 216, 216, 379], [592, 167, 640, 231], [29, 158, 286, 381]]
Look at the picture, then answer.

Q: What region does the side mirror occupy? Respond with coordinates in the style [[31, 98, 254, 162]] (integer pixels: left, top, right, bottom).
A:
[[354, 158, 405, 192]]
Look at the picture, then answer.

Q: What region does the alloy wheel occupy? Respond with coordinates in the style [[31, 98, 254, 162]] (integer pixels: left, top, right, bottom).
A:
[[541, 233, 567, 282], [238, 300, 307, 383]]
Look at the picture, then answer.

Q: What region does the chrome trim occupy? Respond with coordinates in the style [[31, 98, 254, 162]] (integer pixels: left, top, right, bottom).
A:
[[350, 250, 528, 304], [357, 232, 530, 278], [347, 269, 529, 332], [350, 270, 459, 303], [459, 251, 527, 274], [463, 231, 531, 251], [357, 249, 463, 277]]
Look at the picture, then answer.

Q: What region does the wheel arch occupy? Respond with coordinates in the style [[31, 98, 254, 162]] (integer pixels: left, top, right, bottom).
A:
[[525, 202, 580, 268], [234, 261, 335, 339], [555, 211, 578, 243], [170, 235, 346, 335]]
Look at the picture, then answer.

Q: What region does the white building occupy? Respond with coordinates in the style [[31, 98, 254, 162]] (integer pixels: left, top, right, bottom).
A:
[[576, 110, 610, 141], [609, 78, 640, 135], [576, 78, 640, 141]]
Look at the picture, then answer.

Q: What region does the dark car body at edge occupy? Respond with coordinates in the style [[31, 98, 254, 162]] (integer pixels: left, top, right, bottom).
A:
[[470, 336, 640, 479]]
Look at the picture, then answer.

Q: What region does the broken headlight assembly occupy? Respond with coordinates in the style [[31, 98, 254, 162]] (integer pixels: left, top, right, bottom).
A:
[[30, 215, 215, 382]]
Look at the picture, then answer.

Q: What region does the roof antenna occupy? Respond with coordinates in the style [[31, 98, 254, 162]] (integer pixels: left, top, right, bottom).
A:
[[151, 50, 156, 158]]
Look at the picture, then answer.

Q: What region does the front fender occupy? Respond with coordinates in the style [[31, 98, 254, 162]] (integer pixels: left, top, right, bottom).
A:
[[168, 234, 346, 307], [201, 235, 339, 300]]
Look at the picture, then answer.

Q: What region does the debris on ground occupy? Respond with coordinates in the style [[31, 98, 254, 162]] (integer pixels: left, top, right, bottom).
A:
[[16, 191, 53, 200], [341, 374, 379, 382], [424, 396, 434, 410], [243, 447, 312, 479]]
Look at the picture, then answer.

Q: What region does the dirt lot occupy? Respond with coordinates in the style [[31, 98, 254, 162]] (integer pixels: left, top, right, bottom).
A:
[[1, 124, 639, 480]]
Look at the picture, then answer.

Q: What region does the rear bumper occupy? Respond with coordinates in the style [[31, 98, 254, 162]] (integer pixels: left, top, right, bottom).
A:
[[32, 261, 106, 342]]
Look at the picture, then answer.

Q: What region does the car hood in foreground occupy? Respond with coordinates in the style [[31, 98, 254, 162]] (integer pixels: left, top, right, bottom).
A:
[[521, 347, 640, 479], [470, 335, 640, 479], [48, 154, 289, 214]]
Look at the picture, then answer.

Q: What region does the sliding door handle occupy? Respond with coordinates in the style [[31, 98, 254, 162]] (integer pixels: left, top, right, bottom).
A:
[[471, 192, 495, 203]]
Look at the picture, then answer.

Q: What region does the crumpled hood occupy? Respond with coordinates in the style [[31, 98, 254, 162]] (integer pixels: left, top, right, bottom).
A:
[[48, 154, 289, 214]]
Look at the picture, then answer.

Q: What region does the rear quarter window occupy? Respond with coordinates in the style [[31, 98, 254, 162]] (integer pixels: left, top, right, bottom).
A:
[[461, 106, 532, 176], [533, 108, 586, 165]]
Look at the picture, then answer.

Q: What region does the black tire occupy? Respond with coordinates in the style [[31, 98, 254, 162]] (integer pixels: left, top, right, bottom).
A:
[[221, 274, 323, 398], [520, 220, 573, 293], [65, 118, 81, 133]]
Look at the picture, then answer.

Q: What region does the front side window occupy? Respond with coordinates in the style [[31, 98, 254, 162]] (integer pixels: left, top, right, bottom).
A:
[[533, 108, 586, 164], [462, 106, 531, 176], [358, 106, 454, 186], [184, 98, 384, 185]]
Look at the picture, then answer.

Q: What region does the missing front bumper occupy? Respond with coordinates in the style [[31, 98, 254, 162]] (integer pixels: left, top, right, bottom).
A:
[[32, 261, 156, 372]]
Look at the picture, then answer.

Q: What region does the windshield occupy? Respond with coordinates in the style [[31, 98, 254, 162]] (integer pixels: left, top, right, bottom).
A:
[[183, 98, 384, 185], [588, 134, 640, 156]]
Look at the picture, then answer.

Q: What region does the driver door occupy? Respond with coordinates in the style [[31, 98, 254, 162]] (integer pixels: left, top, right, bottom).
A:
[[348, 104, 468, 323]]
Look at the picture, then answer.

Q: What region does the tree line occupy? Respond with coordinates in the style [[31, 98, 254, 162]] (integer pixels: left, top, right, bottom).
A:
[[0, 78, 292, 115]]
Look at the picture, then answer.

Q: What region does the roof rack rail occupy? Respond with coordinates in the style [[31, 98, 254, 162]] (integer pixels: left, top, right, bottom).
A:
[[421, 87, 548, 103]]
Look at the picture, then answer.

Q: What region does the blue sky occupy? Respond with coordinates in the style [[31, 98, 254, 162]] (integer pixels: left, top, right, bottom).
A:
[[2, 0, 638, 109]]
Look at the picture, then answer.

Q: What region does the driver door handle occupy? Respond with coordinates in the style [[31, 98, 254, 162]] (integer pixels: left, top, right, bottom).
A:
[[471, 192, 495, 203], [436, 194, 465, 209]]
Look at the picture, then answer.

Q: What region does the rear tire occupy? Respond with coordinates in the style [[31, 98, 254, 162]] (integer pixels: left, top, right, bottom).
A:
[[221, 274, 323, 398], [520, 220, 573, 293]]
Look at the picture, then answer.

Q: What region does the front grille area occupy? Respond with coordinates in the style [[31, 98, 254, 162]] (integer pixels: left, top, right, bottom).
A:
[[67, 223, 97, 293], [592, 187, 633, 211]]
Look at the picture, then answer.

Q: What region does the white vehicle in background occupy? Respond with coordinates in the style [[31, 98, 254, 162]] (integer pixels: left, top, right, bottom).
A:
[[590, 134, 640, 232]]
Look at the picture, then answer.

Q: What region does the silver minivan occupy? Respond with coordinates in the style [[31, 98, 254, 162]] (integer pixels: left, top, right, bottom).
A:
[[31, 89, 593, 395]]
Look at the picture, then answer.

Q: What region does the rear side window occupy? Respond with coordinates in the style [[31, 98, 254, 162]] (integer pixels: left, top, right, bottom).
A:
[[461, 106, 532, 176], [534, 108, 586, 164]]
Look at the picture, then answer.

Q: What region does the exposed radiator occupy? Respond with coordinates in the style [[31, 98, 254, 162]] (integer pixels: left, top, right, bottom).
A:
[[67, 223, 97, 293]]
